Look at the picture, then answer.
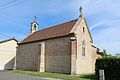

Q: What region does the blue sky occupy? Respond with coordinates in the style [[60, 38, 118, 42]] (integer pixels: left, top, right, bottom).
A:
[[0, 0, 120, 55]]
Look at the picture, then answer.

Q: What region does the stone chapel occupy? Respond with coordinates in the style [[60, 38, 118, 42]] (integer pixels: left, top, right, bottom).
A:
[[16, 7, 98, 75]]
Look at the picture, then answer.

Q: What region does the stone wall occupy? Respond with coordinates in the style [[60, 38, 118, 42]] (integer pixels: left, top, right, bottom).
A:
[[16, 42, 40, 71], [70, 17, 97, 74], [91, 46, 97, 72], [16, 36, 71, 73], [45, 36, 71, 73]]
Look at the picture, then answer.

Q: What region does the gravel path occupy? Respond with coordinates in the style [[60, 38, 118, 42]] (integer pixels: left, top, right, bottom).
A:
[[0, 71, 61, 80]]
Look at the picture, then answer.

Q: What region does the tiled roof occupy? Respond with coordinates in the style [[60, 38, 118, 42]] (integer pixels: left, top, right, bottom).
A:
[[20, 19, 78, 44]]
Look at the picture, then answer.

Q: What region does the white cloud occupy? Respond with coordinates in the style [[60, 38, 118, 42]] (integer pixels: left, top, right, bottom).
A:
[[90, 22, 103, 30], [93, 25, 120, 54]]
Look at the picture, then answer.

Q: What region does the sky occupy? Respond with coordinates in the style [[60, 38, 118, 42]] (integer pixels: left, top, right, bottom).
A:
[[0, 0, 120, 55]]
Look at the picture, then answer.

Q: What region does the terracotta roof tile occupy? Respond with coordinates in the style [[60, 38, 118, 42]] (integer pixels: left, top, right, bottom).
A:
[[20, 19, 78, 44]]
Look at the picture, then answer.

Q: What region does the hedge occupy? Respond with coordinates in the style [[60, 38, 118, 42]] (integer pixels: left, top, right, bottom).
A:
[[95, 58, 120, 80]]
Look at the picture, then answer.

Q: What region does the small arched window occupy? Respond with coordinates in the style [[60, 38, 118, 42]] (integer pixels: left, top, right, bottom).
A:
[[82, 40, 86, 56], [83, 27, 85, 33], [34, 24, 37, 30]]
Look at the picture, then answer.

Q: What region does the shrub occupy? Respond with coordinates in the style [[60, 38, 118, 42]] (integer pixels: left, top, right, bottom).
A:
[[95, 58, 120, 80]]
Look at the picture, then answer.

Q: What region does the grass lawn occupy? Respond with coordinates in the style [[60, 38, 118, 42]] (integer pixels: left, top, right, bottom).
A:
[[11, 70, 95, 80]]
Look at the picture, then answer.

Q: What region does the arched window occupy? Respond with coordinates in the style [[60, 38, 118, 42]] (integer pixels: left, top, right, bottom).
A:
[[82, 40, 86, 56], [34, 24, 37, 30], [83, 27, 85, 33]]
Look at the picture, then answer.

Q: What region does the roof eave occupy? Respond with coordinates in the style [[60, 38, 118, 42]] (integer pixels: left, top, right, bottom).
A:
[[18, 34, 71, 45], [0, 38, 18, 44]]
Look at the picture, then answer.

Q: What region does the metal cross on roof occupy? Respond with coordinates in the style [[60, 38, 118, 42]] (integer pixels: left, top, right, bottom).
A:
[[80, 6, 83, 13], [79, 6, 83, 18], [34, 16, 37, 22]]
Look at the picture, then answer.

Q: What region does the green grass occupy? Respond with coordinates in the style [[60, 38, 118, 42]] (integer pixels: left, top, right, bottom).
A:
[[11, 70, 95, 80], [80, 74, 96, 79]]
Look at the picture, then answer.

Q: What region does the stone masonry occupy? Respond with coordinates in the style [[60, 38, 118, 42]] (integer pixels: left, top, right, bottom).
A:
[[16, 36, 72, 74]]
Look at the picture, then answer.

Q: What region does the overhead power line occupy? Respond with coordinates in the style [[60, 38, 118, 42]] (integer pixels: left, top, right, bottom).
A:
[[0, 32, 12, 38], [5, 0, 28, 9], [0, 0, 18, 8]]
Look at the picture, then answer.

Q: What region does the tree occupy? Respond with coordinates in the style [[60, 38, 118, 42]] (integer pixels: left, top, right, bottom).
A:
[[115, 53, 120, 56], [100, 49, 108, 57]]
